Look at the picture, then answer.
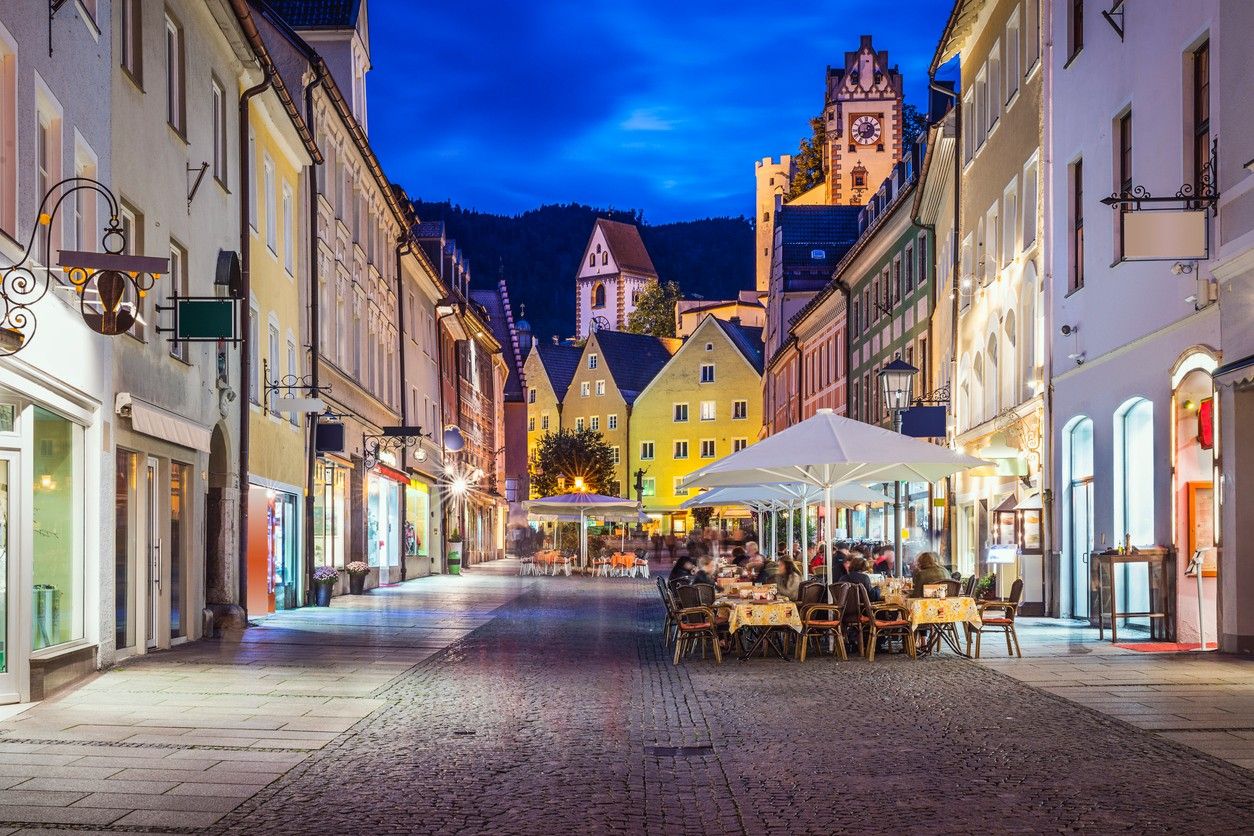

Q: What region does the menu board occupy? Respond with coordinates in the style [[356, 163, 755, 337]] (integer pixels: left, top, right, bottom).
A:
[[1188, 481, 1216, 577]]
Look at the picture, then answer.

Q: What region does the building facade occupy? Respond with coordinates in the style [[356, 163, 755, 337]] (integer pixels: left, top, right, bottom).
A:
[[574, 218, 657, 339]]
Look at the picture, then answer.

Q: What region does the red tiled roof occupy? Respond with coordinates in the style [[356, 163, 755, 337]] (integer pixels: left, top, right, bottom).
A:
[[595, 219, 657, 276]]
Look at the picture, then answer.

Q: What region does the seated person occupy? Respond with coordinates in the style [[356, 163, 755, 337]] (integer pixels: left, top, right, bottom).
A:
[[668, 554, 696, 582], [692, 556, 717, 587], [775, 557, 803, 600], [807, 542, 826, 573], [872, 545, 896, 576], [846, 556, 881, 603], [911, 551, 950, 596]]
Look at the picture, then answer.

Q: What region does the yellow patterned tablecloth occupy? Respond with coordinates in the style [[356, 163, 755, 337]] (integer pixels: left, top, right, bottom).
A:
[[717, 600, 802, 634], [906, 596, 982, 630]]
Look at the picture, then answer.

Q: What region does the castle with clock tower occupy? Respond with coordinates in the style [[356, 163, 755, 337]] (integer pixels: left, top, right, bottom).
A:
[[822, 35, 904, 206]]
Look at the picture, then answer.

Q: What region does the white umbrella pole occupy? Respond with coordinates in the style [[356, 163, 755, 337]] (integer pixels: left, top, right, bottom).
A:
[[787, 501, 795, 561], [825, 484, 834, 586], [757, 508, 764, 548], [580, 509, 586, 569], [770, 506, 777, 558], [801, 500, 809, 580]]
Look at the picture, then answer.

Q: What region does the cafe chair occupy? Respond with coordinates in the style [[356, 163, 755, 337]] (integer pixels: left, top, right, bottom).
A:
[[632, 556, 651, 579], [519, 555, 537, 576], [797, 584, 846, 662], [940, 578, 962, 597], [960, 575, 979, 597], [867, 601, 916, 662], [657, 577, 679, 646], [835, 582, 872, 658], [672, 584, 722, 665], [970, 578, 1024, 658]]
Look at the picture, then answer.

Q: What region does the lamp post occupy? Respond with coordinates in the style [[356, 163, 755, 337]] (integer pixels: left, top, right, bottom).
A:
[[879, 358, 918, 578]]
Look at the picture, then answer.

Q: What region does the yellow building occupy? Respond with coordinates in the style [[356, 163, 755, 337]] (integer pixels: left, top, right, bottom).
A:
[[245, 82, 317, 616], [523, 341, 582, 490], [632, 316, 764, 533]]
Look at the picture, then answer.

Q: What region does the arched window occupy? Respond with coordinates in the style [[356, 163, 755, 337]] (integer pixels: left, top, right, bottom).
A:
[[1115, 397, 1154, 546], [972, 351, 985, 427], [985, 331, 999, 418], [1002, 309, 1018, 408], [592, 282, 606, 309], [1063, 416, 1095, 617], [958, 353, 972, 431], [601, 251, 609, 265], [1020, 261, 1040, 400], [588, 253, 595, 267]]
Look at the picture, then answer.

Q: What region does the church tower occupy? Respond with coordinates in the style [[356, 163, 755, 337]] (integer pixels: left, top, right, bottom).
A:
[[823, 35, 904, 206], [574, 219, 658, 339]]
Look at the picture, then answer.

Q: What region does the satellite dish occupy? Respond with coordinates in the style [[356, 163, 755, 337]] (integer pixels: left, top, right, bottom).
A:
[[443, 426, 465, 451]]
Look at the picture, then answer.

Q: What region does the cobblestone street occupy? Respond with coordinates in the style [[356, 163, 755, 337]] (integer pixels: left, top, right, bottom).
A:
[[0, 561, 1249, 834]]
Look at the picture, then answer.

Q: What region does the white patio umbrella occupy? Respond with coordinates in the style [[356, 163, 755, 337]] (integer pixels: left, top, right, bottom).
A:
[[680, 408, 987, 584], [523, 493, 641, 567]]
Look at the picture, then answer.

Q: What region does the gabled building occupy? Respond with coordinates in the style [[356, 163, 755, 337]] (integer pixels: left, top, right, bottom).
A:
[[632, 316, 764, 533], [523, 340, 582, 486], [675, 291, 765, 338], [574, 218, 658, 339], [562, 330, 680, 495]]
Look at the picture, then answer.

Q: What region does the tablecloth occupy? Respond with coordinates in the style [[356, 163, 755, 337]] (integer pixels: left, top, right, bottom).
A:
[[906, 596, 982, 630], [717, 599, 802, 634]]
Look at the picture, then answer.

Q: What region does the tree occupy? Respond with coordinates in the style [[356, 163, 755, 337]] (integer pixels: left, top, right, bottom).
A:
[[625, 278, 682, 338], [529, 428, 619, 497], [691, 507, 714, 530], [901, 103, 929, 146], [786, 115, 827, 200]]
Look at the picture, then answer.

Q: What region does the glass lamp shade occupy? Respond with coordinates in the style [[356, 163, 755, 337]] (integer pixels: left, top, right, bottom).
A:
[[879, 357, 918, 412], [442, 426, 465, 452]]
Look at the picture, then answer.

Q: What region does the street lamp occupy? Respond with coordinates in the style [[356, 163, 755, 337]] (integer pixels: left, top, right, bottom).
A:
[[878, 357, 918, 578]]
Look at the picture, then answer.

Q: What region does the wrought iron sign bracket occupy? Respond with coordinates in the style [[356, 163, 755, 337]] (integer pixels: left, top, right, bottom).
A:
[[49, 0, 70, 56], [262, 362, 331, 417], [1101, 138, 1220, 212], [363, 426, 433, 470], [912, 385, 951, 407], [1101, 3, 1125, 41], [186, 163, 209, 213]]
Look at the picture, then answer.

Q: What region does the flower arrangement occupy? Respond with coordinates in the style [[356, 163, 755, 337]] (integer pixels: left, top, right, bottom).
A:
[[447, 529, 462, 542], [312, 566, 339, 585], [346, 561, 370, 577]]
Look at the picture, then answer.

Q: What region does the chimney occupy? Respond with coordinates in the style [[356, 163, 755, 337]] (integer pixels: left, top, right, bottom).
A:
[[730, 316, 741, 325]]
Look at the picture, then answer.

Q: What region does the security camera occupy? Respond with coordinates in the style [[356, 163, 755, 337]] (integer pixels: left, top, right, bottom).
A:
[[1060, 324, 1078, 336], [1067, 352, 1086, 365], [1171, 261, 1195, 276]]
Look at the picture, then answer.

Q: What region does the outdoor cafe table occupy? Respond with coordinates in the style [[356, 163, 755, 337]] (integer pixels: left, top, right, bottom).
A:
[[610, 552, 636, 572], [715, 595, 801, 661], [875, 594, 983, 656]]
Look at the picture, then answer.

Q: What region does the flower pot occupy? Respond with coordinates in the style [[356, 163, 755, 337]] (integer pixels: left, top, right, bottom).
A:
[[314, 583, 334, 607], [349, 573, 366, 595]]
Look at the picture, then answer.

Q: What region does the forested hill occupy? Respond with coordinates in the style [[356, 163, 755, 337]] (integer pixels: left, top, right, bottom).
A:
[[410, 201, 755, 342]]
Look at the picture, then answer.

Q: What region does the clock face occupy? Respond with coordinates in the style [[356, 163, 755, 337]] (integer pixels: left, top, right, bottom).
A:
[[852, 115, 882, 145]]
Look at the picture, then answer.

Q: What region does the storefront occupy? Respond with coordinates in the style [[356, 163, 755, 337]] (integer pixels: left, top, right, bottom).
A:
[[405, 478, 434, 577], [313, 457, 350, 570], [245, 482, 302, 615], [366, 465, 404, 584]]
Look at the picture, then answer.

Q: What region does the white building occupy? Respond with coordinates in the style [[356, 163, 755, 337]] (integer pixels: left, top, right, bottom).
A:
[[574, 218, 656, 339], [1048, 0, 1223, 644]]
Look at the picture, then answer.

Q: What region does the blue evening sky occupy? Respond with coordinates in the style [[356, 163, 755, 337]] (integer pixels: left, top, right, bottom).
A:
[[367, 1, 954, 224]]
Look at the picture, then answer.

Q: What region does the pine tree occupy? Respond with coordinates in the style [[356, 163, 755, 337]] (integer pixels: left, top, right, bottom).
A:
[[787, 115, 827, 200]]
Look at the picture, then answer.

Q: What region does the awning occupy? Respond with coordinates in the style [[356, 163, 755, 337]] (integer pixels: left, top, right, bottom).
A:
[[115, 393, 212, 453], [1213, 353, 1254, 387], [1014, 492, 1043, 512]]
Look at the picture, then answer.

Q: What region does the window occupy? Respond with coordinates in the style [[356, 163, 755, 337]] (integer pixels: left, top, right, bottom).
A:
[[541, 412, 550, 430], [120, 0, 142, 83], [607, 414, 618, 430], [268, 322, 280, 411], [700, 439, 715, 458], [282, 184, 294, 273], [673, 403, 688, 422], [733, 400, 748, 420], [700, 363, 715, 383], [1025, 0, 1041, 70], [588, 253, 595, 267], [602, 252, 609, 265], [249, 302, 261, 404], [32, 407, 84, 650], [595, 379, 605, 396], [71, 146, 97, 253], [167, 242, 188, 360], [705, 342, 713, 351], [699, 400, 716, 421], [640, 441, 655, 460], [588, 354, 598, 369], [1070, 159, 1084, 292], [1116, 111, 1132, 257], [1192, 41, 1210, 192], [733, 438, 748, 452], [674, 440, 689, 459], [528, 416, 536, 432], [580, 381, 590, 397], [590, 416, 600, 431], [918, 236, 927, 286], [611, 446, 620, 464], [904, 247, 914, 293], [851, 298, 861, 336], [1003, 185, 1017, 263], [893, 258, 902, 305], [1068, 0, 1084, 62], [1006, 11, 1021, 102], [641, 477, 656, 497], [1115, 398, 1154, 547], [35, 110, 62, 263], [165, 15, 185, 134], [962, 91, 975, 163], [987, 43, 1001, 130], [120, 204, 144, 340], [264, 155, 276, 252], [1022, 160, 1039, 250], [592, 283, 606, 308], [575, 417, 585, 431], [673, 477, 689, 497], [211, 79, 227, 183]]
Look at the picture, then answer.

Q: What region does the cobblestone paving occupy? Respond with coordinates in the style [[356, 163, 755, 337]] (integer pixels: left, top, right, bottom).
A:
[[215, 572, 1254, 835]]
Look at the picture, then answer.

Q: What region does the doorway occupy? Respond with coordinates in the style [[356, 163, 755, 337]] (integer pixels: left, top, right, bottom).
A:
[[0, 453, 20, 701], [144, 457, 160, 650]]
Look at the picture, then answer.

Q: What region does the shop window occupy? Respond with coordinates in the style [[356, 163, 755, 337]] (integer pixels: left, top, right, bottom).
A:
[[32, 407, 83, 651], [114, 450, 137, 651], [169, 462, 191, 637], [1115, 397, 1154, 547], [313, 462, 347, 568]]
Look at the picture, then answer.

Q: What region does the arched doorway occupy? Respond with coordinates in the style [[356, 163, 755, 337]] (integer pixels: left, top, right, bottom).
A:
[[1172, 349, 1220, 647], [205, 424, 233, 607], [1062, 415, 1094, 618]]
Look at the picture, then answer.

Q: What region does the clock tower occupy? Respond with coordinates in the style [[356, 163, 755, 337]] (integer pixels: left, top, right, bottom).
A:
[[823, 35, 904, 206]]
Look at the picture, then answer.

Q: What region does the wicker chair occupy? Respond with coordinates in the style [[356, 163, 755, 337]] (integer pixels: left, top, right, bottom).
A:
[[656, 577, 679, 645], [867, 600, 915, 661], [672, 584, 722, 664], [970, 578, 1024, 658], [797, 583, 846, 661], [834, 582, 871, 657]]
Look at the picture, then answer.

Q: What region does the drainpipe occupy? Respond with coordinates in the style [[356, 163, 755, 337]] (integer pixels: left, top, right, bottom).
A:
[[302, 67, 326, 605], [833, 278, 853, 416], [395, 235, 415, 580], [237, 64, 274, 619], [929, 71, 961, 568]]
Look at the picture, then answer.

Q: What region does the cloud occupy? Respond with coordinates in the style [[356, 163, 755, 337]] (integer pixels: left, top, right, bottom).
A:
[[620, 109, 676, 132]]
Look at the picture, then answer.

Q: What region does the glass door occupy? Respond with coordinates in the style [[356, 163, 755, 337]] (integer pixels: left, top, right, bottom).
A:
[[1070, 480, 1094, 618], [0, 453, 17, 700], [145, 458, 160, 649]]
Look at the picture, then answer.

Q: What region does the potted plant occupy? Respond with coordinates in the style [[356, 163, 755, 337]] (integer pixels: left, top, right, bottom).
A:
[[447, 529, 463, 575], [312, 566, 338, 606], [974, 572, 998, 601], [346, 561, 370, 595]]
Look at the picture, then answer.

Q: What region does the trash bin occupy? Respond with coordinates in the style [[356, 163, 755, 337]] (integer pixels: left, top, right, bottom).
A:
[[33, 584, 57, 648], [446, 542, 462, 576]]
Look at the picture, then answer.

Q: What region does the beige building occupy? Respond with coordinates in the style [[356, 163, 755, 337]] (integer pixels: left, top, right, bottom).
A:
[[755, 156, 793, 292]]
